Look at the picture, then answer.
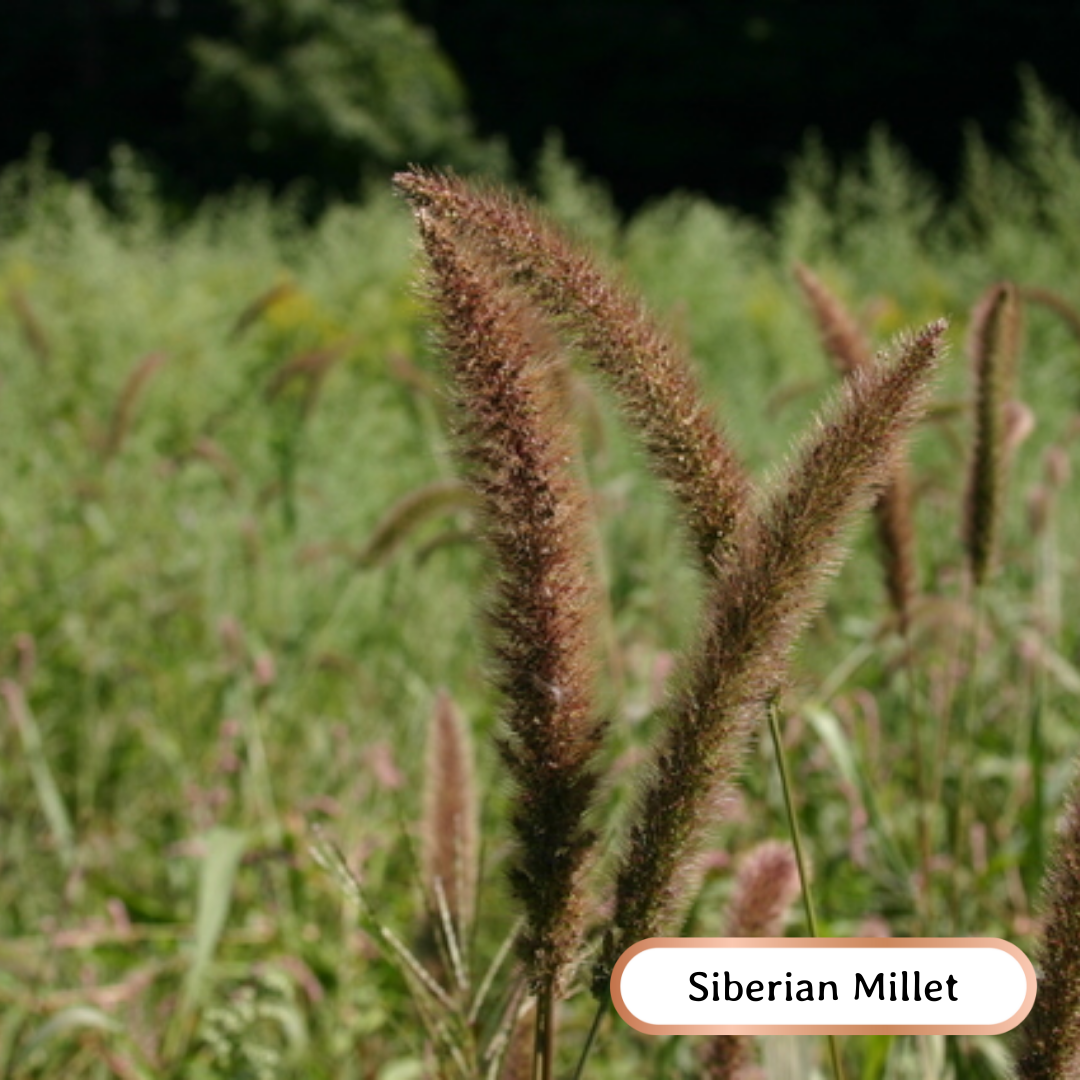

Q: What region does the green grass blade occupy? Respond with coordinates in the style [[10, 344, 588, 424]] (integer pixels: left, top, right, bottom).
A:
[[18, 1006, 120, 1061], [182, 826, 247, 1010], [804, 701, 910, 886], [1, 681, 75, 870]]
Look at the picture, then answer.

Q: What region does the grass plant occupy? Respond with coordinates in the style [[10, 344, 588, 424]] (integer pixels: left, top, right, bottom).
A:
[[4, 78, 1080, 1078]]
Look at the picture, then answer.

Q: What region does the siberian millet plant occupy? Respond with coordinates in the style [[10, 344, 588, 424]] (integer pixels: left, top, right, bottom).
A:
[[393, 168, 949, 1078], [14, 112, 1080, 1079], [794, 263, 919, 631], [411, 205, 606, 1071]]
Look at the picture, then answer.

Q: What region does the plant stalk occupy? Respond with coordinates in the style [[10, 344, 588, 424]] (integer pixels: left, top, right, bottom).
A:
[[900, 626, 932, 932], [951, 587, 984, 930], [767, 698, 845, 1080], [570, 994, 610, 1080], [533, 979, 556, 1080]]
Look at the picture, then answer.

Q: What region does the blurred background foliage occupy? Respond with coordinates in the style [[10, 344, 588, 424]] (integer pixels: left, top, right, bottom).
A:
[[7, 5, 1080, 1076], [186, 0, 508, 196], [1, 0, 504, 209], [3, 79, 1080, 1074]]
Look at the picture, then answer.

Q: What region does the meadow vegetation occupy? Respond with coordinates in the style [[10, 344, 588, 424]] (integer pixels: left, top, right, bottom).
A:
[[4, 78, 1080, 1078]]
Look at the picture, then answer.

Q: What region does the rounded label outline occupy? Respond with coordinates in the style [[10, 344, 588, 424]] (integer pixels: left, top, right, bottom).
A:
[[610, 937, 1037, 1035]]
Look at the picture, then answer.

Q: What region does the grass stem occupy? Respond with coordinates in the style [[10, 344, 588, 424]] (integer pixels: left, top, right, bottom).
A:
[[1027, 680, 1046, 896], [951, 587, 984, 930], [767, 700, 819, 936], [767, 698, 845, 1080], [533, 980, 555, 1080], [570, 994, 609, 1080], [899, 627, 932, 932], [1025, 504, 1060, 898]]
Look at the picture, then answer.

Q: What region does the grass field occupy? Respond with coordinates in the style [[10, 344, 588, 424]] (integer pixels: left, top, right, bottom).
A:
[[4, 80, 1080, 1078]]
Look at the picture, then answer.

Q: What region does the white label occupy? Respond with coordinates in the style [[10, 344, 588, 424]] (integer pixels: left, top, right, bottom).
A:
[[611, 939, 1035, 1034]]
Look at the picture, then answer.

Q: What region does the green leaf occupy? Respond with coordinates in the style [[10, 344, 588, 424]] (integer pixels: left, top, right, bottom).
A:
[[20, 1006, 120, 1057], [182, 827, 248, 1010], [2, 681, 75, 870]]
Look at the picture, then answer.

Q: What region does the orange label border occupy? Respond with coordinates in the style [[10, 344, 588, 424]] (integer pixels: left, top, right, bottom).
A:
[[610, 937, 1037, 1036]]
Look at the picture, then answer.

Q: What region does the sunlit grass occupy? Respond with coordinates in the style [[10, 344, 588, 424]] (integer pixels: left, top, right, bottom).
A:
[[3, 80, 1080, 1077]]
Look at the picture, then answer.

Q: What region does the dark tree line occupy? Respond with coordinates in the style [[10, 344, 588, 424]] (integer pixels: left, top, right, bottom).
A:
[[2, 1, 232, 186], [5, 0, 1080, 213], [407, 0, 1080, 211], [1, 0, 498, 205]]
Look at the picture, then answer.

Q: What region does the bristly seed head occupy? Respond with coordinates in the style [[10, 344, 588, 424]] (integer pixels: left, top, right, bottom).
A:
[[395, 168, 752, 573], [1015, 771, 1080, 1080], [795, 261, 919, 631], [596, 320, 946, 987], [409, 207, 604, 991], [396, 170, 947, 1014], [963, 280, 1023, 587]]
